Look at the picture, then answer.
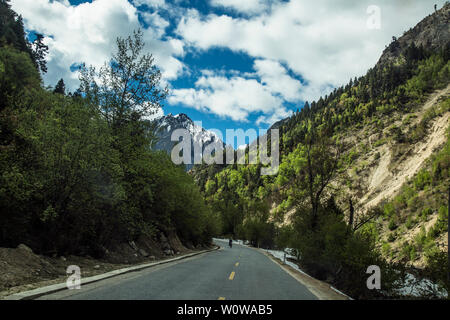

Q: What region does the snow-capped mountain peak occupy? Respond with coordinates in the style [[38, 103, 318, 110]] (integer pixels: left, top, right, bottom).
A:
[[153, 113, 225, 170]]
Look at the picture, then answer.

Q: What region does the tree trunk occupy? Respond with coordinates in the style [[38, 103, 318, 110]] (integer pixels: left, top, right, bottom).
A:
[[349, 198, 354, 229]]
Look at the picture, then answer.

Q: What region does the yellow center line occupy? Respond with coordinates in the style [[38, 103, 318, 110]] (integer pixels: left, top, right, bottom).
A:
[[229, 271, 235, 280], [235, 262, 239, 267], [218, 297, 226, 300]]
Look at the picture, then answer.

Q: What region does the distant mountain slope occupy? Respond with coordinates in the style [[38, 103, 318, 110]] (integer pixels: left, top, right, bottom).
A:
[[153, 113, 225, 170]]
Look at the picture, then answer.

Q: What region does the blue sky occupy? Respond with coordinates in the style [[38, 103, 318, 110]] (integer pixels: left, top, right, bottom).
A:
[[11, 0, 445, 146]]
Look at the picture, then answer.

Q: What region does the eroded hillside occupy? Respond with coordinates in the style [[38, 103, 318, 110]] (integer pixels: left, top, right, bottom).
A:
[[191, 4, 449, 292]]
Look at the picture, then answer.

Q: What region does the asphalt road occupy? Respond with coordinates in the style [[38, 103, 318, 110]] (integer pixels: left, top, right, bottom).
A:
[[38, 239, 317, 300]]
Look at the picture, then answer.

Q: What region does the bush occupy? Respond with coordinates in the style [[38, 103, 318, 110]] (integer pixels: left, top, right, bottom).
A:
[[382, 242, 391, 256], [420, 207, 433, 222], [407, 195, 420, 211], [374, 138, 387, 147], [424, 250, 450, 294], [387, 233, 396, 242], [384, 203, 395, 217], [289, 201, 401, 299], [406, 216, 415, 229], [414, 170, 432, 191], [388, 218, 397, 231]]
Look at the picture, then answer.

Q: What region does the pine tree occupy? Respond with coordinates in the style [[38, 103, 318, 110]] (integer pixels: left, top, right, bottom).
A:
[[31, 33, 48, 74], [53, 78, 65, 95]]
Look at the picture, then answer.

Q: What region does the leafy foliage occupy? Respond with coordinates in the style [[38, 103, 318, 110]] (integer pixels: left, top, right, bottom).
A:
[[0, 9, 216, 256]]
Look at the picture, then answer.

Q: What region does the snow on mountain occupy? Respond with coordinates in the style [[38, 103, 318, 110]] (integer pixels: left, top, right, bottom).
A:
[[153, 113, 225, 170]]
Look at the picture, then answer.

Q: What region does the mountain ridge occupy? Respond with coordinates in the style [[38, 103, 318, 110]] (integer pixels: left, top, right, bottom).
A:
[[153, 113, 226, 170]]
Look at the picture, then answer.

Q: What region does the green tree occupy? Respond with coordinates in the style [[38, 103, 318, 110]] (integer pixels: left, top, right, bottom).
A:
[[30, 33, 48, 74], [53, 78, 65, 95], [278, 126, 343, 230], [79, 29, 167, 131]]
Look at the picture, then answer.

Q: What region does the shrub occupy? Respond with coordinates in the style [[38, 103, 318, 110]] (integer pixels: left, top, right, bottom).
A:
[[382, 242, 391, 256], [414, 170, 432, 191], [374, 138, 387, 147], [387, 233, 396, 242], [384, 203, 395, 217], [388, 218, 397, 231], [406, 216, 415, 229], [407, 195, 420, 211], [420, 207, 433, 222]]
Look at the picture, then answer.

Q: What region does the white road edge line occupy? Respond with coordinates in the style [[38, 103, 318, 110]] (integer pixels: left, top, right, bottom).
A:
[[3, 246, 220, 300]]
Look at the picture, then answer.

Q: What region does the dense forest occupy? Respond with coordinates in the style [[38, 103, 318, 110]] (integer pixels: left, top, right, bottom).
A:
[[0, 0, 219, 257], [192, 4, 450, 298]]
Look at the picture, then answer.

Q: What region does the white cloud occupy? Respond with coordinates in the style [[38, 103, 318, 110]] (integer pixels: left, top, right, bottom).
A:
[[168, 64, 298, 124], [132, 0, 166, 8], [210, 0, 272, 15], [141, 11, 169, 37], [177, 0, 446, 102], [254, 59, 302, 102], [169, 74, 283, 122], [256, 109, 291, 126], [50, 0, 70, 6], [10, 0, 184, 91]]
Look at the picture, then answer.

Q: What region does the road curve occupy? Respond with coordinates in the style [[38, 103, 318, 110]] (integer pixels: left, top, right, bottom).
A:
[[38, 239, 317, 300]]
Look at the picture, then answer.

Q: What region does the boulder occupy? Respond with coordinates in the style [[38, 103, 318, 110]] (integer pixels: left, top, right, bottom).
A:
[[17, 244, 33, 254], [160, 233, 171, 251], [128, 241, 138, 251], [163, 249, 173, 256], [185, 242, 194, 250]]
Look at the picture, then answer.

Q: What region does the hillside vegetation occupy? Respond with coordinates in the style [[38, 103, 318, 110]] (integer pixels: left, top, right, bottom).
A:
[[192, 3, 450, 298]]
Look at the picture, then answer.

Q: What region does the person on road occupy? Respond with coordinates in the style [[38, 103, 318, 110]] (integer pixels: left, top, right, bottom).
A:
[[229, 239, 232, 248]]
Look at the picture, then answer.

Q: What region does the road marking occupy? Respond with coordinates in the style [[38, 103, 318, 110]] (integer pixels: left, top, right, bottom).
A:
[[218, 297, 226, 300], [229, 271, 235, 280], [235, 262, 239, 267]]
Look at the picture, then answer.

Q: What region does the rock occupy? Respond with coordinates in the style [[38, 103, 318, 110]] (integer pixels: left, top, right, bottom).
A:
[[129, 241, 138, 251], [94, 265, 100, 270], [163, 249, 173, 256], [139, 249, 149, 257], [60, 256, 67, 262], [17, 244, 33, 254], [160, 233, 171, 251], [185, 242, 194, 250], [176, 251, 180, 255]]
